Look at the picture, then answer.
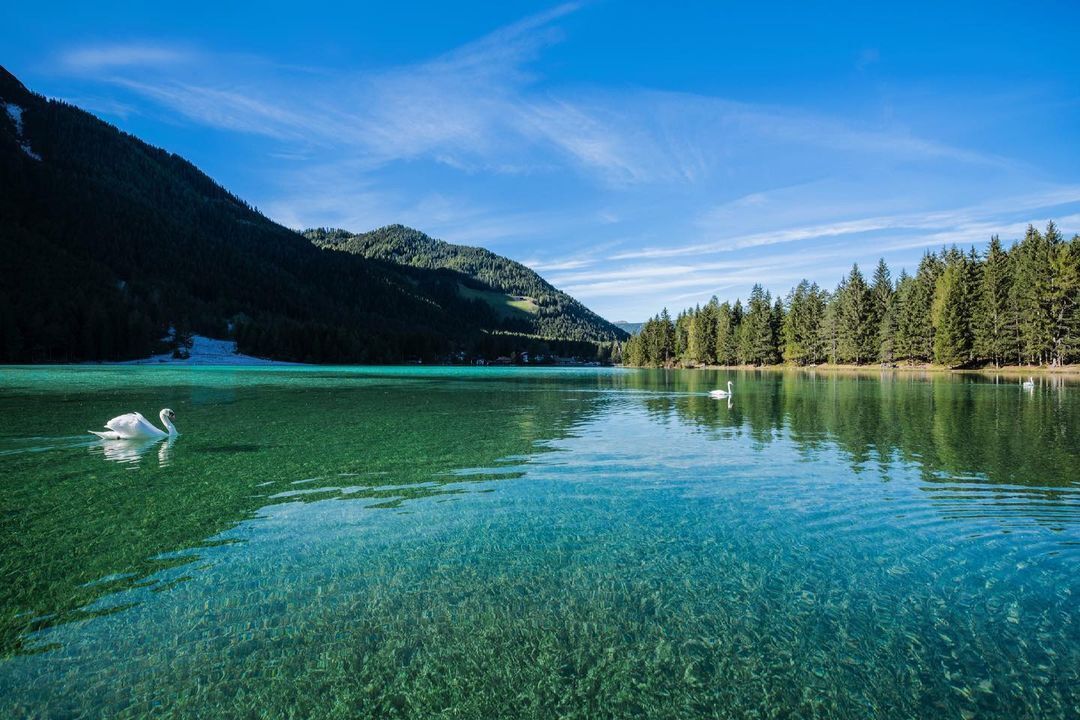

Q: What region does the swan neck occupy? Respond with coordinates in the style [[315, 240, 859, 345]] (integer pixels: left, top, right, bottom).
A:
[[160, 413, 178, 436]]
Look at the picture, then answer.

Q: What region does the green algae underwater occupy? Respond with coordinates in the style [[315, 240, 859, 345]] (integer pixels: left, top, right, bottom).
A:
[[0, 365, 1077, 718]]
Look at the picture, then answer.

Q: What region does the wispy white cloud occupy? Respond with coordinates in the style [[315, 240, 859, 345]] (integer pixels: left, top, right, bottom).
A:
[[109, 78, 336, 140], [551, 252, 837, 300], [612, 217, 899, 260], [550, 260, 757, 286], [616, 186, 1080, 261], [526, 258, 594, 271], [261, 162, 582, 255], [58, 95, 139, 119], [433, 2, 580, 75], [882, 212, 1080, 252], [60, 44, 196, 71], [855, 48, 880, 72]]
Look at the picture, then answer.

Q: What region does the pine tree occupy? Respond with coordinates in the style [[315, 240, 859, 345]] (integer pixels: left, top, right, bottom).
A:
[[624, 329, 645, 366], [699, 297, 720, 364], [871, 259, 894, 363], [821, 289, 840, 363], [806, 284, 827, 363], [736, 322, 750, 365], [1068, 235, 1080, 363], [1045, 223, 1079, 366], [782, 281, 809, 364], [686, 301, 717, 366], [896, 252, 942, 363], [932, 251, 974, 366], [782, 280, 826, 364], [674, 310, 691, 361], [891, 270, 913, 359], [836, 264, 875, 363], [742, 285, 777, 365], [974, 235, 1013, 366], [1012, 225, 1053, 364], [772, 297, 785, 361], [659, 308, 675, 365], [715, 301, 738, 365], [684, 310, 701, 364]]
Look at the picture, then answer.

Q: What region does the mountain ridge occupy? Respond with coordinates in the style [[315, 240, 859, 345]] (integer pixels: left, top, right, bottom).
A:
[[0, 66, 622, 363], [305, 225, 626, 343]]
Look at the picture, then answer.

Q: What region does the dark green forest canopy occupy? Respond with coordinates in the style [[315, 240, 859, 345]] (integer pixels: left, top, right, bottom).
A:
[[0, 67, 621, 363], [305, 225, 626, 343], [625, 225, 1080, 369]]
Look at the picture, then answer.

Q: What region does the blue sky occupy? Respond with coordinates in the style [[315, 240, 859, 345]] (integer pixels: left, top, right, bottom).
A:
[[4, 1, 1080, 321]]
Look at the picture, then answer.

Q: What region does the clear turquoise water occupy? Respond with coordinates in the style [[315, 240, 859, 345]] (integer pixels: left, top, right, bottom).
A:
[[0, 366, 1077, 718]]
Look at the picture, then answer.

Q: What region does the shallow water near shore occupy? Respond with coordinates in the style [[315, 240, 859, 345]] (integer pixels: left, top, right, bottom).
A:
[[0, 366, 1077, 718]]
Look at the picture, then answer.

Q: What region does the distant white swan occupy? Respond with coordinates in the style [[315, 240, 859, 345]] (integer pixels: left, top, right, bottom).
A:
[[1022, 377, 1035, 389], [90, 409, 178, 439], [709, 381, 734, 399]]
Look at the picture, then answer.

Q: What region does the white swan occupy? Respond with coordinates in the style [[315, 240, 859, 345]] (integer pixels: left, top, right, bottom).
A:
[[90, 409, 178, 439], [709, 381, 734, 399], [1022, 377, 1035, 389]]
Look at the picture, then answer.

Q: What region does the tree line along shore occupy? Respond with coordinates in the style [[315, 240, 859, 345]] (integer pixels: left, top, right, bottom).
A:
[[623, 222, 1079, 371]]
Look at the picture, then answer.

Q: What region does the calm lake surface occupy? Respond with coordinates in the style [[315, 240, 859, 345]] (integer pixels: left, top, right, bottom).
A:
[[0, 366, 1077, 718]]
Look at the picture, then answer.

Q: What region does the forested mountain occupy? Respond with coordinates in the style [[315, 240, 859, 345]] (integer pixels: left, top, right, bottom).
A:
[[305, 225, 626, 343], [0, 67, 619, 363], [625, 223, 1080, 369]]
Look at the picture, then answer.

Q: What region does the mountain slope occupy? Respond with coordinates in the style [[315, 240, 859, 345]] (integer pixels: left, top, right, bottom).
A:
[[0, 67, 617, 363], [305, 225, 626, 343]]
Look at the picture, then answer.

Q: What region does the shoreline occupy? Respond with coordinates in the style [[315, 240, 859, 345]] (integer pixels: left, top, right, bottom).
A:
[[621, 362, 1080, 377]]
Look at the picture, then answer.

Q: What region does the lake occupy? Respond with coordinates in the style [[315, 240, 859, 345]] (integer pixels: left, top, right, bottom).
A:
[[0, 366, 1077, 718]]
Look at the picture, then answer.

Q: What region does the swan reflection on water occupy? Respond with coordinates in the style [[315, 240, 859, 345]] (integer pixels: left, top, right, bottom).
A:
[[93, 436, 176, 467]]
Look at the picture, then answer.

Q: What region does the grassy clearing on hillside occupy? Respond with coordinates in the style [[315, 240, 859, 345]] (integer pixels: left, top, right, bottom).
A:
[[458, 284, 539, 318]]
